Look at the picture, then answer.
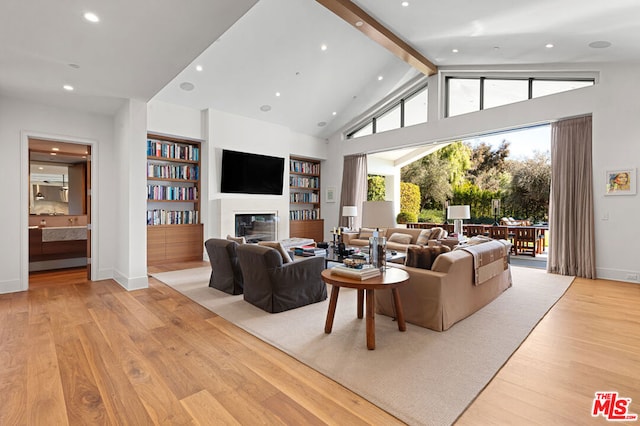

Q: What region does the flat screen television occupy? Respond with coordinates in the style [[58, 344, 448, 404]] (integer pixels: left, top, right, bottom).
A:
[[220, 149, 285, 195]]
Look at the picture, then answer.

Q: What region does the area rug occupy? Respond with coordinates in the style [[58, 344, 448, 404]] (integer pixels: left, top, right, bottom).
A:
[[151, 266, 573, 426]]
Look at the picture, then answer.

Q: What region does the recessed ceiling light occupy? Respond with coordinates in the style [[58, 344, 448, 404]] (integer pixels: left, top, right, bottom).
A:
[[260, 105, 272, 112], [378, 75, 383, 81], [52, 147, 60, 151], [545, 43, 554, 48], [50, 153, 57, 156], [195, 65, 203, 72], [63, 85, 74, 91], [589, 40, 612, 49], [68, 63, 80, 69], [179, 82, 195, 91], [401, 1, 409, 6], [452, 49, 459, 53], [355, 21, 363, 27], [84, 12, 100, 23], [38, 167, 44, 170], [275, 92, 281, 97], [317, 122, 327, 127], [332, 112, 337, 116], [321, 44, 327, 51]]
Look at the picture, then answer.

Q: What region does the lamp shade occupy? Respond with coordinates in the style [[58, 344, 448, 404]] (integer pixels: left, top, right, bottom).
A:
[[362, 201, 396, 228], [447, 205, 470, 220], [342, 206, 357, 217]]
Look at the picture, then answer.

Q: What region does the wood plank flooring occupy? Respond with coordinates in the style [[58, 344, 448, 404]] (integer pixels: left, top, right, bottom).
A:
[[3, 266, 401, 425], [457, 276, 640, 425], [2, 265, 639, 425]]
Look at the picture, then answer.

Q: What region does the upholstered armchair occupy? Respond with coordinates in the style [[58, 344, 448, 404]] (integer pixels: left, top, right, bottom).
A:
[[204, 238, 244, 295], [236, 244, 327, 313]]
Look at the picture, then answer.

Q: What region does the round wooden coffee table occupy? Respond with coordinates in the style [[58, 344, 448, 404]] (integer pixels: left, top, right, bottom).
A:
[[321, 267, 410, 350]]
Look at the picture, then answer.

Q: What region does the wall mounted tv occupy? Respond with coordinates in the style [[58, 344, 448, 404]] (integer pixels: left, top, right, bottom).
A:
[[220, 149, 285, 195]]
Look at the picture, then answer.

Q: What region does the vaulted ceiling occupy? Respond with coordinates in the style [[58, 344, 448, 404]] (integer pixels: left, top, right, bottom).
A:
[[3, 0, 640, 140]]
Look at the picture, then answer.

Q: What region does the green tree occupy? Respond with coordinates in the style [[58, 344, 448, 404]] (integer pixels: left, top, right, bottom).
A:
[[469, 140, 510, 177], [401, 153, 451, 209], [467, 140, 512, 192], [439, 142, 472, 187], [506, 152, 551, 222], [399, 182, 420, 218], [401, 141, 471, 210], [367, 175, 386, 201]]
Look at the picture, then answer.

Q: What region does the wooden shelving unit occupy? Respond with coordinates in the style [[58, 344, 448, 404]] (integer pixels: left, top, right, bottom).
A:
[[146, 133, 203, 265], [289, 156, 324, 242]]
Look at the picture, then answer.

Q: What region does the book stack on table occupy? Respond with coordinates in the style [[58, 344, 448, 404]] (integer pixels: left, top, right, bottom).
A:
[[330, 264, 381, 280], [294, 245, 327, 257]]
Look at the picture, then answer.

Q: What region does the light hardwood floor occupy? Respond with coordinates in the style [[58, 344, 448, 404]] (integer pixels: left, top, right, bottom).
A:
[[2, 265, 639, 425]]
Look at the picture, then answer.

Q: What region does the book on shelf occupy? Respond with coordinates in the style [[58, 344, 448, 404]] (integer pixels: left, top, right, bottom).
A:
[[147, 139, 200, 162], [331, 265, 381, 280]]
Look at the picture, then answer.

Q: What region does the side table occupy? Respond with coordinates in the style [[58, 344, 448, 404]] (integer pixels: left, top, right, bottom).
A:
[[320, 267, 410, 350]]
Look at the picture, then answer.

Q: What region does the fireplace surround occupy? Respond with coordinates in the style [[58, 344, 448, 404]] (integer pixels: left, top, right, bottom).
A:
[[235, 213, 277, 243]]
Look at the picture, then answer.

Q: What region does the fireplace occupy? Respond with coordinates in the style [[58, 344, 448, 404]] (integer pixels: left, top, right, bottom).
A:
[[235, 213, 277, 243]]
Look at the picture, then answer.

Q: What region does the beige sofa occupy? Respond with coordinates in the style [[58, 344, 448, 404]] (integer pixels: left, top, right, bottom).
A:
[[376, 244, 512, 331], [342, 227, 446, 252]]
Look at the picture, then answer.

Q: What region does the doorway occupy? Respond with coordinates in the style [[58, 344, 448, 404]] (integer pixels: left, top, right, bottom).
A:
[[28, 138, 92, 282]]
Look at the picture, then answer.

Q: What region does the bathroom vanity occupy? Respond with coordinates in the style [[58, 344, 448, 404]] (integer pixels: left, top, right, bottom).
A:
[[28, 215, 88, 272]]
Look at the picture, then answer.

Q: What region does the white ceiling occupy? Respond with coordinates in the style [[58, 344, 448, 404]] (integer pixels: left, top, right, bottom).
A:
[[3, 0, 640, 140], [0, 0, 257, 114]]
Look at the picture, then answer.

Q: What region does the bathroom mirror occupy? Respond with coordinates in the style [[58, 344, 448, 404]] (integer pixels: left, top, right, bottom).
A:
[[29, 139, 89, 216], [30, 160, 87, 215]]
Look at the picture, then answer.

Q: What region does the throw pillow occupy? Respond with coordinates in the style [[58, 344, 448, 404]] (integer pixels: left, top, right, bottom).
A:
[[428, 227, 445, 240], [258, 241, 293, 263], [415, 229, 431, 245], [226, 234, 246, 244], [388, 232, 413, 245], [405, 246, 433, 270], [405, 245, 451, 270]]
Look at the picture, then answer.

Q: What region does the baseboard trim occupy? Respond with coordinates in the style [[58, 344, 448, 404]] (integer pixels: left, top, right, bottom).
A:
[[113, 269, 149, 290]]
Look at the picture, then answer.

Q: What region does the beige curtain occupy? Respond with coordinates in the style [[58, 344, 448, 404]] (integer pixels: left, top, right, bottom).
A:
[[339, 154, 368, 229], [548, 115, 596, 278]]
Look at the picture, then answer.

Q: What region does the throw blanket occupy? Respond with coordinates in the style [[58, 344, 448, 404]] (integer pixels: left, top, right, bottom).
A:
[[460, 240, 510, 285]]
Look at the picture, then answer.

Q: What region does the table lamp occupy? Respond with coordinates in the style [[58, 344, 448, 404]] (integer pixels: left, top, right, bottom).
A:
[[447, 205, 470, 239], [342, 205, 357, 230]]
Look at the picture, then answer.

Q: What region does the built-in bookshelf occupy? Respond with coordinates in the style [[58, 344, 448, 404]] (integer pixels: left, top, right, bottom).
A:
[[289, 156, 324, 242], [146, 133, 203, 264]]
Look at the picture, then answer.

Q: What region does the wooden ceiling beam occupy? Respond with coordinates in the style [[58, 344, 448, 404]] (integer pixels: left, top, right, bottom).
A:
[[316, 0, 437, 76]]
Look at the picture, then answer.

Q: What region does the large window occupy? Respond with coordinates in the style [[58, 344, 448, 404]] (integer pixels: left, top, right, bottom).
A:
[[447, 79, 480, 117], [483, 79, 529, 109], [376, 103, 401, 133], [347, 84, 428, 139], [404, 86, 428, 127], [446, 76, 595, 117], [532, 80, 594, 98]]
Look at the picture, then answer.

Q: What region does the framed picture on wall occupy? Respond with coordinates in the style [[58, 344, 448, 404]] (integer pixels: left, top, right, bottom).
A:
[[326, 186, 336, 203], [605, 168, 637, 195]]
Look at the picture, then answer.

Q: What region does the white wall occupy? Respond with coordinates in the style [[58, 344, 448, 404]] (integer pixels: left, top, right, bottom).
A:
[[327, 63, 640, 283], [147, 103, 329, 244], [147, 100, 204, 141], [112, 99, 149, 290], [367, 155, 401, 217], [0, 96, 117, 293], [206, 109, 327, 241]]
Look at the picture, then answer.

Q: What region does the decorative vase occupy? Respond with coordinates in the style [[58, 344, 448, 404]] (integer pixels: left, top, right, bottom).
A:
[[369, 234, 387, 271]]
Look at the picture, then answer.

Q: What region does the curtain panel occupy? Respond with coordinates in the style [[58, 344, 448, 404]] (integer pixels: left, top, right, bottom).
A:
[[548, 115, 596, 278], [339, 154, 368, 230]]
